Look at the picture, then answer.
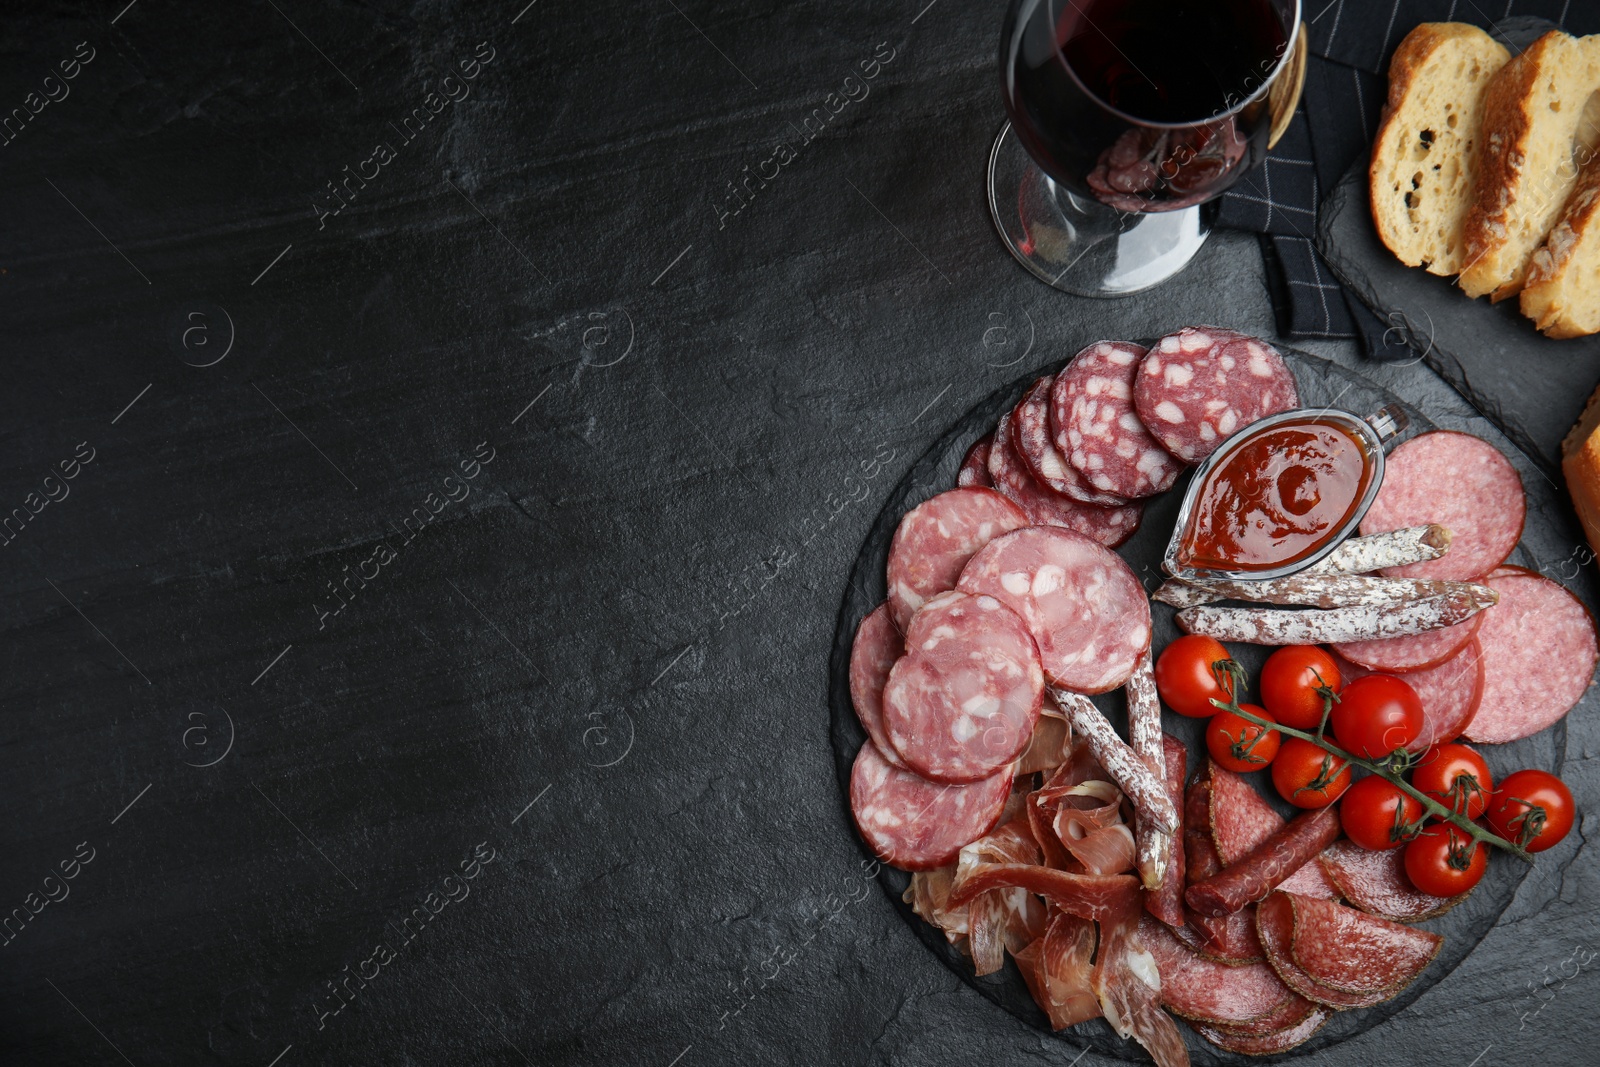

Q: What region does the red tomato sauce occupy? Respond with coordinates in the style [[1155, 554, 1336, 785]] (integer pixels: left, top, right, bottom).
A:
[[1177, 418, 1374, 572]]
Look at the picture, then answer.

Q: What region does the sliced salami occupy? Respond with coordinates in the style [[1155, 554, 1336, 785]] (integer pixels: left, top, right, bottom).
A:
[[1191, 1002, 1330, 1055], [1331, 611, 1483, 673], [1209, 763, 1339, 900], [1282, 892, 1442, 994], [883, 592, 1044, 782], [1140, 916, 1294, 1025], [849, 743, 1012, 871], [1133, 327, 1299, 463], [1184, 780, 1265, 963], [1256, 893, 1397, 1009], [885, 486, 1029, 632], [1012, 376, 1128, 506], [1317, 841, 1465, 922], [1360, 430, 1525, 581], [957, 433, 994, 488], [1464, 569, 1598, 743], [1053, 340, 1182, 499], [849, 604, 908, 768], [1332, 644, 1485, 752], [988, 409, 1145, 548], [957, 526, 1152, 693]]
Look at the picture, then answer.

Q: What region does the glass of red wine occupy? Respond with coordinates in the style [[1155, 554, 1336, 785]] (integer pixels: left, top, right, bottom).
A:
[[991, 0, 1303, 296]]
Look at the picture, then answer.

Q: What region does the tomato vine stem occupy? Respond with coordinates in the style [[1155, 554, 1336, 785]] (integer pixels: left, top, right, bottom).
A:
[[1209, 696, 1533, 864]]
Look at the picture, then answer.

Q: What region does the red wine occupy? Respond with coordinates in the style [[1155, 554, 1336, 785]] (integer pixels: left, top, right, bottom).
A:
[[1001, 0, 1292, 209]]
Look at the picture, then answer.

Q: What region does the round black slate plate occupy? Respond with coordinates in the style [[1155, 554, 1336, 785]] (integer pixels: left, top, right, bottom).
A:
[[829, 344, 1570, 1063]]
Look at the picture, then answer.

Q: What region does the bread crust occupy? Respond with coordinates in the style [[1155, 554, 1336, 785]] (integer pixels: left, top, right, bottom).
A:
[[1521, 154, 1600, 337], [1564, 386, 1600, 559]]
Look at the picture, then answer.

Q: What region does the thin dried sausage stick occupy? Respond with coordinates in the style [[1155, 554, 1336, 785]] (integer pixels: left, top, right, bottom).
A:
[[1153, 574, 1493, 611], [1184, 806, 1342, 916], [1124, 653, 1168, 890], [1052, 689, 1178, 835], [1175, 588, 1497, 645]]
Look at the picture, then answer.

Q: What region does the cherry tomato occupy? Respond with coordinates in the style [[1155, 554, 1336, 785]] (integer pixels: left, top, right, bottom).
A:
[[1403, 823, 1487, 896], [1259, 646, 1342, 730], [1330, 674, 1423, 759], [1206, 704, 1281, 773], [1155, 635, 1234, 718], [1484, 769, 1575, 853], [1412, 743, 1493, 819], [1271, 738, 1353, 808], [1339, 774, 1424, 850]]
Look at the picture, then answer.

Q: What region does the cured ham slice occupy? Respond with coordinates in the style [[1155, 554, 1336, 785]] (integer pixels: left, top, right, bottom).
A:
[[1034, 911, 1102, 1029], [1140, 916, 1294, 1026], [903, 866, 968, 949], [962, 823, 1048, 976], [1282, 892, 1443, 994], [885, 487, 1029, 632], [1318, 840, 1465, 922], [1092, 900, 1190, 1067], [849, 604, 908, 768]]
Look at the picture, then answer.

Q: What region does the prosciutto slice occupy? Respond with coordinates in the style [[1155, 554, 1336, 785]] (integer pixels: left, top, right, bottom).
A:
[[1092, 899, 1190, 1067]]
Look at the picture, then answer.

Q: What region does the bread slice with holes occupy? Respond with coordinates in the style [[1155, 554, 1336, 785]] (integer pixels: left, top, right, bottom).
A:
[[1370, 23, 1510, 276], [1460, 30, 1600, 301], [1521, 103, 1600, 336]]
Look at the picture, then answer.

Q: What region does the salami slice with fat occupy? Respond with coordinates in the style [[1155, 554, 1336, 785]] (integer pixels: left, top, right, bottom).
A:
[[1332, 644, 1485, 752], [1140, 916, 1294, 1025], [883, 592, 1044, 782], [849, 604, 908, 768], [1332, 611, 1483, 673], [1317, 841, 1465, 922], [988, 409, 1145, 548], [1133, 327, 1299, 463], [1360, 431, 1525, 581], [1256, 893, 1399, 1009], [1463, 568, 1598, 742], [885, 487, 1029, 632], [849, 743, 1012, 871], [1281, 892, 1443, 993], [957, 526, 1152, 693], [1191, 1001, 1330, 1055], [1053, 340, 1182, 499], [1012, 376, 1128, 505], [1209, 763, 1339, 900], [957, 433, 994, 488]]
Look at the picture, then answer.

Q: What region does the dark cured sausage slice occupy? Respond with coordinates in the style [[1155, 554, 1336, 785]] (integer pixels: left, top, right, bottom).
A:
[[958, 526, 1152, 694], [1281, 892, 1443, 994], [1256, 893, 1398, 1009], [1012, 375, 1129, 505], [1209, 763, 1340, 900], [957, 433, 994, 488], [1190, 1002, 1331, 1055], [1359, 430, 1525, 582], [1463, 568, 1599, 743], [849, 604, 908, 768], [1317, 841, 1465, 922], [1052, 340, 1182, 499], [1331, 645, 1485, 753], [988, 408, 1145, 548], [885, 486, 1029, 632], [883, 592, 1043, 783], [1183, 780, 1264, 963], [849, 742, 1012, 871], [1133, 327, 1299, 463], [1139, 915, 1294, 1025], [1186, 807, 1343, 917]]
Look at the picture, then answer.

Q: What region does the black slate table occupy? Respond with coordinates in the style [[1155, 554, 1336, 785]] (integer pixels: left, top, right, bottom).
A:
[[1, 4, 1595, 1066]]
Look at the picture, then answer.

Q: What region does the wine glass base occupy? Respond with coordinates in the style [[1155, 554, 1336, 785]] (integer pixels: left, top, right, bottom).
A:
[[987, 122, 1212, 298]]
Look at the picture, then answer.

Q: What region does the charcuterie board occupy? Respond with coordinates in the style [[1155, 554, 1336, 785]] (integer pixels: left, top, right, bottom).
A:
[[829, 343, 1585, 1063]]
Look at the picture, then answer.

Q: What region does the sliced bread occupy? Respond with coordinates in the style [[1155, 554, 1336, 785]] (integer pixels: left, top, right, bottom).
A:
[[1459, 31, 1600, 301], [1522, 150, 1600, 337], [1370, 23, 1510, 276]]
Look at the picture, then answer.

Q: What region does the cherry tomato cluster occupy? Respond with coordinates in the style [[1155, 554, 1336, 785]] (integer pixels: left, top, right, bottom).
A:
[[1152, 636, 1577, 899]]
